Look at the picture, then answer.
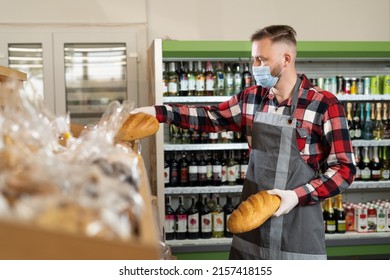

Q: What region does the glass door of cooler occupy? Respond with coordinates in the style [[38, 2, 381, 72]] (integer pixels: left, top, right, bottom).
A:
[[0, 32, 55, 112], [54, 32, 138, 125]]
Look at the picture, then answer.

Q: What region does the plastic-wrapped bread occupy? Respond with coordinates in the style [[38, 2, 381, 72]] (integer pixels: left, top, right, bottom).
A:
[[227, 190, 281, 234], [115, 113, 159, 142]]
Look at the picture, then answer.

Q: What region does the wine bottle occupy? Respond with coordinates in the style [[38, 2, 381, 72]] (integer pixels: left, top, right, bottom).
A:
[[238, 150, 249, 185], [204, 61, 215, 96], [370, 146, 381, 181], [212, 152, 222, 186], [334, 195, 346, 234], [162, 62, 168, 96], [212, 196, 224, 238], [323, 198, 336, 234], [164, 152, 170, 187], [227, 150, 237, 185], [198, 152, 207, 186], [178, 61, 189, 96], [187, 196, 199, 239], [242, 63, 252, 89], [233, 63, 242, 94], [215, 61, 225, 96], [188, 152, 198, 187], [165, 196, 175, 240], [373, 102, 384, 140], [354, 146, 361, 181], [170, 152, 179, 187], [200, 197, 212, 239], [179, 152, 189, 187], [195, 61, 205, 96], [223, 196, 235, 238], [221, 151, 227, 185], [363, 103, 373, 140], [224, 64, 234, 96], [346, 102, 355, 139], [206, 152, 213, 186], [380, 146, 390, 180], [167, 62, 179, 96], [360, 146, 371, 181], [187, 61, 196, 96], [383, 103, 390, 139], [353, 102, 362, 139], [175, 196, 187, 240]]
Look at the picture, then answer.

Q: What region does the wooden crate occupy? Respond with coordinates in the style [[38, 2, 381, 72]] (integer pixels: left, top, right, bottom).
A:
[[0, 66, 160, 259]]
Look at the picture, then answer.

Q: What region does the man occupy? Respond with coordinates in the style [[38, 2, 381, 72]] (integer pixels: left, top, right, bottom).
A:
[[133, 25, 356, 259]]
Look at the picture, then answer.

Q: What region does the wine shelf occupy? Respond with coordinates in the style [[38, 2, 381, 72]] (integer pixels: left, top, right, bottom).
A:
[[164, 181, 390, 194], [352, 139, 390, 146], [163, 96, 230, 103], [165, 185, 243, 195], [164, 143, 249, 151], [166, 232, 390, 248], [163, 94, 390, 104]]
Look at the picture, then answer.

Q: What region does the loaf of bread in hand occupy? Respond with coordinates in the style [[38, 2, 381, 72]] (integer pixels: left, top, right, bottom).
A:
[[115, 113, 159, 142], [227, 190, 281, 234]]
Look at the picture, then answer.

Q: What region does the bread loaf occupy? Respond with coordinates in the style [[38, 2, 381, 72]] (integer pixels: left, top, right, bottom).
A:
[[115, 113, 159, 142], [227, 190, 281, 234]]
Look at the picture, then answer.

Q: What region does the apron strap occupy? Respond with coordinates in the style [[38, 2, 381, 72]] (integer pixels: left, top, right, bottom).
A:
[[257, 75, 303, 122]]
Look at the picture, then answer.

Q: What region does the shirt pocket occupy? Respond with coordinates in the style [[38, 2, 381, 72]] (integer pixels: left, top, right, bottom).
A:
[[296, 127, 309, 153]]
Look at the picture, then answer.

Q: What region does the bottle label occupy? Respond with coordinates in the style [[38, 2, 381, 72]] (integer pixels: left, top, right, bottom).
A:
[[188, 213, 199, 233], [201, 213, 212, 232], [189, 166, 198, 183], [196, 77, 205, 91], [165, 214, 175, 233], [188, 75, 196, 90], [170, 167, 178, 185], [226, 213, 232, 232], [221, 165, 227, 183], [180, 168, 188, 184], [372, 169, 381, 179], [206, 77, 214, 91], [361, 167, 371, 179], [212, 212, 224, 232], [217, 74, 224, 89], [354, 128, 361, 138], [198, 166, 207, 175], [240, 164, 248, 180], [337, 220, 346, 232], [326, 220, 336, 232], [164, 166, 170, 184], [209, 132, 218, 140], [176, 214, 188, 233], [212, 165, 222, 180], [207, 165, 213, 181], [168, 82, 177, 94], [227, 166, 236, 183], [381, 169, 390, 180], [179, 76, 189, 91]]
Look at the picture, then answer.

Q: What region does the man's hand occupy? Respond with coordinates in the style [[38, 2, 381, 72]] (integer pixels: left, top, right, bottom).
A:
[[267, 189, 298, 217], [130, 106, 156, 117]]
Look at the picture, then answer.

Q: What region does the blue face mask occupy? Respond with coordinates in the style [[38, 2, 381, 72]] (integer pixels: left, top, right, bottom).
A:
[[252, 65, 279, 88]]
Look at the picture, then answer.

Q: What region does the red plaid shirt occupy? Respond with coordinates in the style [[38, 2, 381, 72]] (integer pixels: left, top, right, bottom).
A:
[[155, 74, 356, 205]]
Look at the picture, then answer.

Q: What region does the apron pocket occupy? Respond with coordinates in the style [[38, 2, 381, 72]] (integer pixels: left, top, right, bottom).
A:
[[296, 127, 309, 153]]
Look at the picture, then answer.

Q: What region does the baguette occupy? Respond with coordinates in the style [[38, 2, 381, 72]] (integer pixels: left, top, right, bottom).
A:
[[115, 113, 159, 142], [227, 190, 281, 234]]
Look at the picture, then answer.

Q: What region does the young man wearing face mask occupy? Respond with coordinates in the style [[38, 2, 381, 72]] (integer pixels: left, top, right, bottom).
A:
[[132, 25, 356, 260]]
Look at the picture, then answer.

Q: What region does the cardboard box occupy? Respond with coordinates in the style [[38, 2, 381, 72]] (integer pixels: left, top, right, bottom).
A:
[[0, 157, 161, 260]]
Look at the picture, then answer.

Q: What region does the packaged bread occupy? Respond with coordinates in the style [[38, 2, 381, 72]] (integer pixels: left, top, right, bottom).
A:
[[115, 113, 159, 142], [227, 190, 281, 234]]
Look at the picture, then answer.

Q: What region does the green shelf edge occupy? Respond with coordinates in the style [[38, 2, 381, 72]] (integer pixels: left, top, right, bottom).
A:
[[172, 244, 390, 260], [162, 41, 390, 59]]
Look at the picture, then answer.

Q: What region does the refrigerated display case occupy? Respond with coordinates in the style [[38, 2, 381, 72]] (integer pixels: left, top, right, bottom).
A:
[[149, 39, 390, 259], [0, 30, 139, 125]]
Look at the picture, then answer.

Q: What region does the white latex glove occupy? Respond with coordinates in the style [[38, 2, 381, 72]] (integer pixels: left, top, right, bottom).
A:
[[267, 189, 299, 217], [130, 106, 156, 117]]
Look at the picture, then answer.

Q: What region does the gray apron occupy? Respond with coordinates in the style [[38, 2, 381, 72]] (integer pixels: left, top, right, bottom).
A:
[[229, 80, 327, 260]]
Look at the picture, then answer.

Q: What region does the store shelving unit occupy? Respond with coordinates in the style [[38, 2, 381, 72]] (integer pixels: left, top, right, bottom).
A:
[[149, 39, 390, 259]]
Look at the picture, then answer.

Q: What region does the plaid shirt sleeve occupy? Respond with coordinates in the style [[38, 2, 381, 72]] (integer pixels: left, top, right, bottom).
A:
[[294, 91, 356, 205], [154, 93, 244, 132]]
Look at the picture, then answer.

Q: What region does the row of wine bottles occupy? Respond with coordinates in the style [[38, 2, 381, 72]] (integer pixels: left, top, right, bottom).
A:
[[165, 194, 239, 240], [164, 150, 249, 187], [346, 102, 390, 140], [168, 124, 245, 144], [163, 61, 253, 97], [354, 146, 390, 181]]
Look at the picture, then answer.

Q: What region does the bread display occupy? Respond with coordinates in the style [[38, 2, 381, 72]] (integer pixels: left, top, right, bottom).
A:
[[115, 113, 159, 142], [227, 190, 281, 234]]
